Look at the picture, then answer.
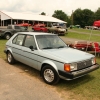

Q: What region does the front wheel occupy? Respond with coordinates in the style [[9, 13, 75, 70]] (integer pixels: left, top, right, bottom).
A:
[[7, 52, 15, 64], [41, 65, 60, 85]]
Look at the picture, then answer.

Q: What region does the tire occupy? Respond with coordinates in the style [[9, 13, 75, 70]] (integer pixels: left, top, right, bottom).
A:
[[41, 65, 60, 85], [48, 30, 51, 33], [32, 28, 34, 31], [5, 34, 11, 40], [7, 52, 15, 64]]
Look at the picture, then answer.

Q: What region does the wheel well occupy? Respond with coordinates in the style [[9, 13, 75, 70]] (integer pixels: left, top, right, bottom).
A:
[[40, 63, 52, 75], [6, 50, 10, 54], [5, 32, 11, 36]]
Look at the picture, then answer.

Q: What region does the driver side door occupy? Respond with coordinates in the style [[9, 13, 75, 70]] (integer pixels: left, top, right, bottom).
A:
[[21, 35, 39, 69]]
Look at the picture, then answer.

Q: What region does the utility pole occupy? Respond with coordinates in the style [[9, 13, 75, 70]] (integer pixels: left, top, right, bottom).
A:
[[71, 10, 74, 25]]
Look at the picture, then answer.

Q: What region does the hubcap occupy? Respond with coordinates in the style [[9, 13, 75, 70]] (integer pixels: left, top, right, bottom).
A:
[[6, 35, 10, 40], [8, 53, 12, 62], [44, 69, 54, 82]]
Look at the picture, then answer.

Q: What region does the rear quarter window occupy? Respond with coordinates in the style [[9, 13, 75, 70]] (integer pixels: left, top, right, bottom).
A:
[[12, 34, 25, 45]]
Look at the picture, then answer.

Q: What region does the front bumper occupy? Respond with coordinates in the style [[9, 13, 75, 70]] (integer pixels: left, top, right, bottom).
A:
[[58, 64, 99, 80]]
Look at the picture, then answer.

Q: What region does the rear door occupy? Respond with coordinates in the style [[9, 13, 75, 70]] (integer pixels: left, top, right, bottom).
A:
[[11, 34, 25, 61]]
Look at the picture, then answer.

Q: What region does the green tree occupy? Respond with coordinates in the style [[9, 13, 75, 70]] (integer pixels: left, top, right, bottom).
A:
[[52, 10, 69, 22], [72, 8, 94, 27], [40, 12, 46, 15], [94, 8, 100, 20], [82, 9, 94, 27], [71, 8, 82, 26]]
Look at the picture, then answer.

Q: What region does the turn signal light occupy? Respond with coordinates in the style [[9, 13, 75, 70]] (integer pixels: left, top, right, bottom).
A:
[[64, 64, 70, 72]]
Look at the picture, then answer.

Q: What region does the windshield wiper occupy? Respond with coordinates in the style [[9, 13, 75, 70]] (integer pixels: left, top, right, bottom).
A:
[[57, 46, 67, 48], [42, 47, 53, 49]]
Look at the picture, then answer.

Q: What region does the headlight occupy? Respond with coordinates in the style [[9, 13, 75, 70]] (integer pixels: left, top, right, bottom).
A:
[[70, 63, 77, 71], [64, 63, 77, 72], [91, 58, 96, 65]]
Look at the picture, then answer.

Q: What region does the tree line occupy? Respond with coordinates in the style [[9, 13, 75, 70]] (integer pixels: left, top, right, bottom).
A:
[[41, 8, 100, 28]]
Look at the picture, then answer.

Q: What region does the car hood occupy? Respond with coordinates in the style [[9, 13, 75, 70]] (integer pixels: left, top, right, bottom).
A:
[[42, 48, 94, 63], [58, 28, 65, 31]]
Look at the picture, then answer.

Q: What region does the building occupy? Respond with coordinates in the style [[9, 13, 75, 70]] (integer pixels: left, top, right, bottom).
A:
[[0, 11, 66, 27]]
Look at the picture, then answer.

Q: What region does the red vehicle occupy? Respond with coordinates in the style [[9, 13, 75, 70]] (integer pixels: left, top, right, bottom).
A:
[[32, 24, 48, 32], [91, 42, 100, 53], [69, 41, 93, 51], [93, 20, 100, 27], [17, 23, 31, 27]]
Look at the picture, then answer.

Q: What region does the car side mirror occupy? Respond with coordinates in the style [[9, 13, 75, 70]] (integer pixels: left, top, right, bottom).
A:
[[29, 46, 34, 51]]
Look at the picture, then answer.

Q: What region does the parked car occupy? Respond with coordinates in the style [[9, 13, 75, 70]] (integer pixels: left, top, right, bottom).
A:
[[4, 32, 99, 85], [17, 23, 31, 27], [85, 26, 98, 30], [69, 41, 93, 51], [91, 26, 98, 30], [17, 23, 31, 30], [47, 26, 66, 35], [0, 25, 28, 39], [32, 24, 48, 32], [70, 25, 80, 29]]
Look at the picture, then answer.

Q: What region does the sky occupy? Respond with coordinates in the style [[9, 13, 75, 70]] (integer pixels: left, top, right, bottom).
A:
[[0, 0, 100, 16]]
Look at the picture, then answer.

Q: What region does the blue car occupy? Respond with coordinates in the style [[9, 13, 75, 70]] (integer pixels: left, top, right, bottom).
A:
[[4, 32, 99, 85]]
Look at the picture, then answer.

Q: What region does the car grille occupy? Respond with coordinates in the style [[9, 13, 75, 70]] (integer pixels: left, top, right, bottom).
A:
[[77, 59, 92, 70]]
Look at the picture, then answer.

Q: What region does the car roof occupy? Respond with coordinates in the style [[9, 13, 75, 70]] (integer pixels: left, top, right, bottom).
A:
[[34, 24, 45, 26], [16, 32, 56, 36]]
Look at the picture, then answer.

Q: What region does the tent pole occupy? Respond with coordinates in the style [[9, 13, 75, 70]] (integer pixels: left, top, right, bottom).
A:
[[11, 19, 12, 25], [17, 20, 18, 24], [1, 20, 2, 26], [86, 27, 93, 52]]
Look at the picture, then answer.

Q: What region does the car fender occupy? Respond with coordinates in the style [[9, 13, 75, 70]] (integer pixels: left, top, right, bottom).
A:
[[41, 60, 58, 72], [6, 47, 13, 54], [4, 31, 12, 35]]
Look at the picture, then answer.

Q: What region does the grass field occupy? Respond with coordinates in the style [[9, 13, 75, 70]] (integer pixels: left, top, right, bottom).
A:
[[0, 39, 7, 59], [0, 30, 100, 100], [68, 28, 100, 34], [60, 29, 100, 100], [67, 29, 100, 42]]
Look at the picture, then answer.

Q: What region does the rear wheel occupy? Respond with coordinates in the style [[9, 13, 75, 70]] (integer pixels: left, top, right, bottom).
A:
[[48, 30, 51, 33], [32, 28, 34, 31], [7, 52, 15, 64], [41, 65, 60, 85], [5, 34, 11, 40]]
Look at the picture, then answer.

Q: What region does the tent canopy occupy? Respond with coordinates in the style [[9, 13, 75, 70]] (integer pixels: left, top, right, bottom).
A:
[[0, 11, 67, 23]]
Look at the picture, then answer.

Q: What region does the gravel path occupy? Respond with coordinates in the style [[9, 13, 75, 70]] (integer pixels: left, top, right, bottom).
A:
[[0, 58, 65, 100]]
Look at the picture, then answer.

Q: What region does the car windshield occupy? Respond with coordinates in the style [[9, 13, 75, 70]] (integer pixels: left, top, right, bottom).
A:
[[36, 35, 67, 49]]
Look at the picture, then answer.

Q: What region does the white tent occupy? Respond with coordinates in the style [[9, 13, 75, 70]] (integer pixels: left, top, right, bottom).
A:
[[0, 11, 66, 23]]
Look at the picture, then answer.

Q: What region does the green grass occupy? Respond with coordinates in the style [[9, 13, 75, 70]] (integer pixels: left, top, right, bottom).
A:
[[0, 39, 7, 59], [56, 68, 100, 100], [0, 33, 100, 100], [57, 29, 100, 100], [66, 31, 100, 42], [68, 28, 100, 34]]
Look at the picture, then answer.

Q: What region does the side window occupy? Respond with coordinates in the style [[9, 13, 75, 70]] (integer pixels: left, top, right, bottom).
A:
[[24, 35, 37, 49], [12, 34, 25, 46], [15, 26, 20, 29], [7, 26, 12, 29]]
